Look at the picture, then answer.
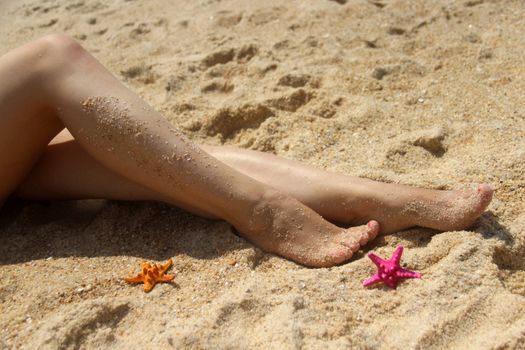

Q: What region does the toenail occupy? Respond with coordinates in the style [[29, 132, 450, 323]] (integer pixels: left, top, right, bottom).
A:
[[367, 220, 379, 231], [333, 250, 348, 259]]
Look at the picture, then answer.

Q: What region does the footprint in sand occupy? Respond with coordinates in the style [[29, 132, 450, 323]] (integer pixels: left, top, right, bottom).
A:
[[38, 18, 58, 28], [311, 101, 337, 119], [120, 65, 157, 85], [65, 1, 107, 14], [251, 62, 278, 77], [389, 127, 448, 156], [368, 0, 386, 8], [236, 44, 258, 63], [201, 78, 234, 93], [371, 67, 391, 80], [65, 2, 85, 11], [407, 127, 448, 157], [74, 34, 87, 41], [213, 10, 243, 28], [34, 4, 60, 14], [165, 75, 186, 93], [129, 23, 151, 39], [247, 7, 284, 26], [465, 0, 485, 7], [372, 59, 427, 80], [202, 48, 236, 68], [387, 26, 406, 35], [94, 28, 108, 36], [266, 89, 314, 112], [201, 44, 259, 69], [203, 104, 274, 139], [382, 127, 448, 173], [277, 73, 312, 88]]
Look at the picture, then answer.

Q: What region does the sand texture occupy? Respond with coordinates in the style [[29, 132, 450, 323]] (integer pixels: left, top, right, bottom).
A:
[[1, 0, 525, 349]]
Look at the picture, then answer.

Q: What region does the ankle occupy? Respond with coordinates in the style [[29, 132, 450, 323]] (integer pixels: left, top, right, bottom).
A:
[[230, 187, 290, 235], [216, 182, 273, 224], [247, 188, 284, 219]]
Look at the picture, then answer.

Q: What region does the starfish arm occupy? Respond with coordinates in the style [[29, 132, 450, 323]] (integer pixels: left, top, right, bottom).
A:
[[143, 281, 155, 292], [392, 246, 404, 265], [362, 274, 382, 287], [124, 275, 145, 283], [159, 259, 173, 274], [367, 253, 386, 267], [385, 280, 398, 289], [159, 274, 175, 282], [396, 268, 421, 279]]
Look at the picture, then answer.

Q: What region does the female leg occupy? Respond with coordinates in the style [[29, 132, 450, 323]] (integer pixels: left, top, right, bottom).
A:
[[19, 130, 493, 234], [0, 34, 378, 267]]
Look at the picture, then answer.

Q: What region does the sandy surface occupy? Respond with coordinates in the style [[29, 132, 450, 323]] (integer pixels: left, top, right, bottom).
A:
[[1, 0, 525, 349]]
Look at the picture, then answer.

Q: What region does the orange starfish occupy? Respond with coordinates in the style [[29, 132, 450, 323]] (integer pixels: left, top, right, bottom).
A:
[[124, 259, 175, 292]]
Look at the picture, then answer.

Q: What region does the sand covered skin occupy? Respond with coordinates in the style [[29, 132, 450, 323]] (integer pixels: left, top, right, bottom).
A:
[[1, 0, 525, 348]]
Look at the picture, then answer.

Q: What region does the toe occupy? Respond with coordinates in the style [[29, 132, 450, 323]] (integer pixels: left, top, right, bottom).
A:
[[352, 221, 380, 245], [341, 240, 361, 252], [336, 222, 379, 251], [337, 227, 365, 248], [315, 221, 381, 267], [302, 244, 354, 267], [357, 230, 370, 245], [326, 244, 355, 265], [477, 184, 494, 208], [366, 220, 380, 240]]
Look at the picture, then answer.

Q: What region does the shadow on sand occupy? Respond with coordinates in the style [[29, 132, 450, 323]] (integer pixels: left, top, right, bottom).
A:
[[0, 198, 249, 265]]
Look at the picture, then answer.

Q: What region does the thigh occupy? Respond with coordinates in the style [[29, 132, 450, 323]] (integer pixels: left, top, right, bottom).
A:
[[16, 137, 152, 201], [0, 41, 64, 201], [16, 136, 218, 219]]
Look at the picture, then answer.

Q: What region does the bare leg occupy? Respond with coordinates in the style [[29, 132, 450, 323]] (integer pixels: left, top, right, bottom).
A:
[[0, 34, 378, 267], [202, 146, 494, 233], [18, 132, 493, 233], [17, 135, 216, 219]]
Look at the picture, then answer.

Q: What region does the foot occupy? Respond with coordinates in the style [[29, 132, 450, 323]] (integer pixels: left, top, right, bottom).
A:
[[233, 190, 380, 267], [341, 183, 494, 233]]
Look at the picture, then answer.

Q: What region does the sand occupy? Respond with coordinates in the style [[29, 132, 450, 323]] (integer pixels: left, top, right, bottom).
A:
[[1, 0, 525, 348]]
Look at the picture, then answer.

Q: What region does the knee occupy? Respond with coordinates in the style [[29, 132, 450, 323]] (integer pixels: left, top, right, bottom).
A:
[[33, 33, 89, 75], [41, 33, 84, 54]]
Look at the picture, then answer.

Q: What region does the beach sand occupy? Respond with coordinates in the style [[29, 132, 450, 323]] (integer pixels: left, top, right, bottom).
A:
[[1, 0, 524, 348]]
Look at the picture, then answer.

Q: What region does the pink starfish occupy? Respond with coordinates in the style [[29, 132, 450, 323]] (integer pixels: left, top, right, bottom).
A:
[[363, 245, 421, 289]]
